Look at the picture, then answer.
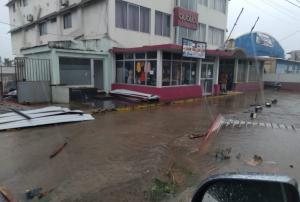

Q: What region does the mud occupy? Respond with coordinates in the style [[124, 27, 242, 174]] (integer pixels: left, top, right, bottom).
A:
[[0, 89, 299, 201]]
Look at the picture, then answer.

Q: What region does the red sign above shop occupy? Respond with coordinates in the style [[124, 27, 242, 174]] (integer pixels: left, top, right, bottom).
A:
[[173, 7, 198, 30]]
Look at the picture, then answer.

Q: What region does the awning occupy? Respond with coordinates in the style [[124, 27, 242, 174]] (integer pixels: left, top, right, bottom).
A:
[[111, 44, 248, 58]]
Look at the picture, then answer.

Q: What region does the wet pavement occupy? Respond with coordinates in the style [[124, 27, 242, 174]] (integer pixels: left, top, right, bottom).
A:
[[0, 89, 300, 201]]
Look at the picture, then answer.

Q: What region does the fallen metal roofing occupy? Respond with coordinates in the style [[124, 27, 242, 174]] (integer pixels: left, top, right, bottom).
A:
[[0, 106, 94, 131]]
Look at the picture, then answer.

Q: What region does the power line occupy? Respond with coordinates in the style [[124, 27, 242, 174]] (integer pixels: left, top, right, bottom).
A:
[[244, 0, 300, 27], [262, 0, 300, 21], [284, 0, 300, 8], [280, 29, 300, 41]]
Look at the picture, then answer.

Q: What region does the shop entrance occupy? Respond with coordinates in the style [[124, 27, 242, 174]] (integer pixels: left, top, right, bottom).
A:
[[94, 60, 104, 90], [219, 59, 235, 91], [201, 63, 214, 95]]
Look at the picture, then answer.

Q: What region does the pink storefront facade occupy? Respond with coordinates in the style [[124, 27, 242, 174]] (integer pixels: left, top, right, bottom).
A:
[[111, 44, 263, 101]]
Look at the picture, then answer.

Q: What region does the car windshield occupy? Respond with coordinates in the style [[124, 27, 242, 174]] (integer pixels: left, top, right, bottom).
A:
[[0, 0, 300, 201]]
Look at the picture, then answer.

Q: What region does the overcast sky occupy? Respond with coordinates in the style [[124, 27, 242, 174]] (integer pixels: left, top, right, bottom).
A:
[[1, 0, 300, 59]]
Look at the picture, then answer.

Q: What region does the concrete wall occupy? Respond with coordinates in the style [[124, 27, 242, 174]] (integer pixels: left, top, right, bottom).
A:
[[107, 0, 174, 49], [9, 0, 228, 56], [264, 73, 300, 83], [198, 3, 228, 49], [52, 86, 70, 103], [112, 83, 203, 101], [17, 81, 51, 103]]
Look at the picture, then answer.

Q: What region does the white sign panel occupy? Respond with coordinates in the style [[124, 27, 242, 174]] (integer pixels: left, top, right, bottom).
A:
[[182, 38, 206, 59], [256, 33, 274, 47]]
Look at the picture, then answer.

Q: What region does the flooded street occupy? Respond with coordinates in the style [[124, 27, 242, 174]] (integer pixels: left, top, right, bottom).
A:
[[0, 89, 300, 201]]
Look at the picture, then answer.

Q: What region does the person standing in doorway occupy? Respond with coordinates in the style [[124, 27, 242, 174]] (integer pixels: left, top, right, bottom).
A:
[[220, 71, 228, 93]]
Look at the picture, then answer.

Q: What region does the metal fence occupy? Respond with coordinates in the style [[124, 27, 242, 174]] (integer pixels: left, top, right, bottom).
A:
[[15, 57, 51, 82], [0, 65, 16, 95]]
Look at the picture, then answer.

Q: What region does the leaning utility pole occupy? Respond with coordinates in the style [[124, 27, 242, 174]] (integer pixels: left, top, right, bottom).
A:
[[250, 17, 260, 33], [226, 8, 244, 42]]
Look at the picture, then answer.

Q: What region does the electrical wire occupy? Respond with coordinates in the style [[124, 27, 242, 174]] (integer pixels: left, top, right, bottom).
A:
[[283, 0, 300, 8], [262, 0, 300, 21], [280, 29, 300, 41], [243, 0, 300, 27]]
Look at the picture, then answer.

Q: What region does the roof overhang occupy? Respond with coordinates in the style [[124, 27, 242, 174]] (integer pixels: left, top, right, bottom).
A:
[[111, 44, 248, 58]]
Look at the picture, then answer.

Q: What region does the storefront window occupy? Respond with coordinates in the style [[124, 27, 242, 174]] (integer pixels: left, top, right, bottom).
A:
[[116, 52, 157, 86], [182, 62, 191, 85], [172, 62, 182, 85], [248, 61, 259, 82], [147, 61, 157, 86], [163, 52, 197, 86], [162, 61, 171, 86], [116, 61, 124, 83], [191, 63, 197, 84], [135, 61, 145, 84], [125, 61, 134, 84], [237, 60, 247, 82]]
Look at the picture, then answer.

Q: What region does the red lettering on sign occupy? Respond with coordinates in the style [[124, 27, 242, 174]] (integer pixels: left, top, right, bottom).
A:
[[173, 7, 199, 30]]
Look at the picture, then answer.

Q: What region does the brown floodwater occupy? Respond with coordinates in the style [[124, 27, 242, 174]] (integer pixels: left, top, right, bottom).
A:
[[0, 89, 299, 201]]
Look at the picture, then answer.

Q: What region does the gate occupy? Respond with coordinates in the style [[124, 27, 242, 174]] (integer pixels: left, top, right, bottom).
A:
[[15, 57, 52, 103], [15, 57, 51, 82]]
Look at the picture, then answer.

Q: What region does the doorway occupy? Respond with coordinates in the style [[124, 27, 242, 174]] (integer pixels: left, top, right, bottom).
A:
[[201, 63, 214, 95], [94, 60, 104, 90], [219, 59, 235, 91]]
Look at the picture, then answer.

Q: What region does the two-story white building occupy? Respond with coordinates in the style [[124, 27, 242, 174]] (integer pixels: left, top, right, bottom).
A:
[[8, 0, 240, 102]]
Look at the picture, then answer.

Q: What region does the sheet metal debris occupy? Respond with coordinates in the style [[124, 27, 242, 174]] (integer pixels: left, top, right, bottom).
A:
[[0, 107, 94, 131], [0, 187, 16, 202], [110, 89, 160, 102]]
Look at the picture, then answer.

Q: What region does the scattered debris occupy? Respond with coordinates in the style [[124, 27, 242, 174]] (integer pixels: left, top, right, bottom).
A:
[[204, 114, 224, 141], [26, 188, 43, 200], [38, 188, 55, 199], [0, 106, 94, 131], [255, 106, 263, 113], [250, 112, 257, 119], [49, 142, 68, 159], [265, 102, 272, 108], [148, 178, 176, 201], [91, 107, 116, 115], [246, 155, 263, 166], [0, 187, 16, 202], [223, 119, 296, 131], [189, 133, 206, 139], [110, 89, 160, 102], [236, 153, 241, 160], [25, 188, 54, 200], [215, 148, 232, 160]]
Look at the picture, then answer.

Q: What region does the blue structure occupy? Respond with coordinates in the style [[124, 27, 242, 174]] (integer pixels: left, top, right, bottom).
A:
[[235, 32, 285, 58], [276, 59, 300, 74]]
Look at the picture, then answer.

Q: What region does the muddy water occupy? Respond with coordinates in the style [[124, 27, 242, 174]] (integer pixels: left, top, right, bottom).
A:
[[172, 90, 300, 201], [0, 90, 299, 201]]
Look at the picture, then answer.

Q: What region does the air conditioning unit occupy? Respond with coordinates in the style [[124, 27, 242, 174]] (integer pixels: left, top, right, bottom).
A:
[[61, 0, 69, 7], [27, 14, 34, 22]]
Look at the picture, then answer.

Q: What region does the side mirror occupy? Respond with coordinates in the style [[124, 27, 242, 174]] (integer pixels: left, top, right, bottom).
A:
[[192, 173, 300, 202]]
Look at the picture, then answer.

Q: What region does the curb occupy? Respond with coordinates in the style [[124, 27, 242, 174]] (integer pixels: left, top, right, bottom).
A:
[[114, 92, 243, 113]]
